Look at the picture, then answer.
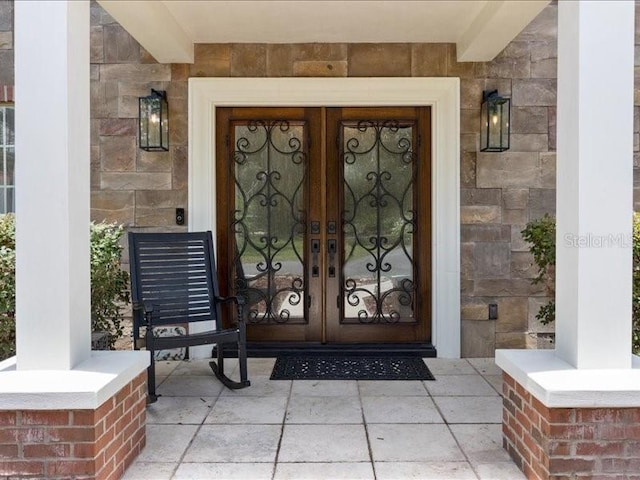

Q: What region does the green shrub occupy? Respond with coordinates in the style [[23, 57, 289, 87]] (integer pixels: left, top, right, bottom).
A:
[[90, 222, 130, 348], [0, 215, 130, 358], [522, 213, 640, 354], [0, 214, 15, 359], [521, 214, 556, 325]]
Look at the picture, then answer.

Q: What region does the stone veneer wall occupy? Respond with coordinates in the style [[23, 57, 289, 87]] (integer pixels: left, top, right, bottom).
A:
[[0, 372, 146, 480], [3, 0, 640, 356], [502, 373, 640, 479]]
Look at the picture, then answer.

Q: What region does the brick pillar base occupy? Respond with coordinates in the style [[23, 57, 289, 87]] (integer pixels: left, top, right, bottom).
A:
[[0, 372, 146, 479], [502, 373, 640, 479]]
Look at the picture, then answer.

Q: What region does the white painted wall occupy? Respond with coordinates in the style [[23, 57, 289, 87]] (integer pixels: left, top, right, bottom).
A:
[[14, 0, 91, 370], [188, 77, 461, 358]]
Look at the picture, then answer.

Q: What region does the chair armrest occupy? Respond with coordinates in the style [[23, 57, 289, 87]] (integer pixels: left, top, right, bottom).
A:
[[133, 302, 155, 326], [215, 295, 246, 306], [215, 295, 247, 322]]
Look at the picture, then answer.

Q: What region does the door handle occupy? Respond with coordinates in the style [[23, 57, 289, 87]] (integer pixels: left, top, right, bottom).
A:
[[311, 239, 320, 277], [328, 239, 336, 277]]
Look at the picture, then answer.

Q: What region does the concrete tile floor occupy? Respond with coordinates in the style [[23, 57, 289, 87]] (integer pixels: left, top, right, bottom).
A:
[[123, 358, 525, 480]]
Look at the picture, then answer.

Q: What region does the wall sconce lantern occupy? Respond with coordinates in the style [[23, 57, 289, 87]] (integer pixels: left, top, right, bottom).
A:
[[480, 89, 510, 152], [139, 89, 169, 151]]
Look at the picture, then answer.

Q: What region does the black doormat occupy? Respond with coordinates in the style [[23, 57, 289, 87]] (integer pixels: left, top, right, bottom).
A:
[[270, 355, 435, 381]]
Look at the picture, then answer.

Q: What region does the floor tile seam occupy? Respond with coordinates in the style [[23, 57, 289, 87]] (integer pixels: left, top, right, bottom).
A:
[[168, 385, 223, 478], [271, 378, 295, 480], [359, 388, 378, 480], [480, 374, 503, 396], [428, 393, 500, 397], [442, 416, 482, 480]]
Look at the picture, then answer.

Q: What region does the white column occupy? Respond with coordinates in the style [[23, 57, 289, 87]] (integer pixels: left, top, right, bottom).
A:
[[14, 1, 91, 370], [556, 1, 634, 369]]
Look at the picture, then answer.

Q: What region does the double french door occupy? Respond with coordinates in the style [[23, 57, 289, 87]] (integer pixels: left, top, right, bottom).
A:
[[215, 107, 431, 344]]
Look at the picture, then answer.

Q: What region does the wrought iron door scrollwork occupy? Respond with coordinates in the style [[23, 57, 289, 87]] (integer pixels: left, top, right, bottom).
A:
[[341, 120, 418, 324], [231, 120, 307, 324]]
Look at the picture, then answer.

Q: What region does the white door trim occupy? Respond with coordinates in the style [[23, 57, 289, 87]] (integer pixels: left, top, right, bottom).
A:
[[188, 77, 461, 358]]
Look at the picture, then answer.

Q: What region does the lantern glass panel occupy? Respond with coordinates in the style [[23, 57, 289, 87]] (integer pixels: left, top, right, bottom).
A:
[[480, 95, 510, 152], [139, 91, 169, 151]]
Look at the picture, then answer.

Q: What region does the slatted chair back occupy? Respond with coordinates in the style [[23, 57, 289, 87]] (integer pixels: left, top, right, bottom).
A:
[[128, 231, 250, 401], [129, 232, 222, 332]]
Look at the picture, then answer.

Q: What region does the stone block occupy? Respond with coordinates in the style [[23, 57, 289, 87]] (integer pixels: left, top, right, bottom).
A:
[[99, 118, 137, 136], [530, 41, 557, 63], [502, 209, 529, 225], [104, 25, 141, 63], [293, 61, 347, 77], [172, 146, 188, 190], [0, 0, 12, 31], [100, 64, 171, 82], [478, 42, 530, 79], [512, 79, 557, 107], [477, 152, 541, 188], [495, 332, 527, 349], [511, 107, 549, 134], [139, 46, 156, 64], [461, 225, 511, 243], [461, 243, 474, 279], [191, 44, 231, 77], [170, 113, 188, 146], [100, 136, 136, 172], [531, 58, 557, 79], [90, 120, 100, 146], [495, 297, 528, 333], [137, 150, 172, 172], [461, 280, 474, 295], [291, 44, 347, 61], [90, 191, 134, 225], [529, 188, 556, 220], [461, 301, 489, 321], [0, 31, 12, 49], [0, 50, 13, 84], [167, 81, 188, 101], [411, 43, 448, 77], [460, 109, 480, 135], [267, 44, 294, 76], [461, 188, 501, 206], [502, 189, 529, 210], [528, 297, 555, 334], [135, 207, 179, 227], [548, 106, 556, 151], [460, 206, 501, 224], [510, 134, 549, 152], [230, 44, 267, 77], [90, 26, 104, 63], [461, 152, 476, 188], [90, 65, 100, 81], [171, 64, 190, 81], [90, 81, 119, 119], [473, 242, 511, 279], [348, 44, 411, 77], [473, 279, 545, 296], [461, 320, 495, 357], [510, 251, 537, 279], [540, 152, 556, 188], [135, 190, 187, 209], [460, 133, 478, 153], [446, 44, 477, 78], [511, 225, 530, 252], [101, 172, 171, 191], [516, 4, 557, 42]]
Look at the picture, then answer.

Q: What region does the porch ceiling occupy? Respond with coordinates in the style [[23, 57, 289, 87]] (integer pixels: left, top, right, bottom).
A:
[[96, 0, 550, 64]]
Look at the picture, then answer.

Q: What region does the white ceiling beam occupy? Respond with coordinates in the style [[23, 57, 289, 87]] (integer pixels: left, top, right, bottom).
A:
[[457, 0, 550, 62], [97, 0, 194, 64]]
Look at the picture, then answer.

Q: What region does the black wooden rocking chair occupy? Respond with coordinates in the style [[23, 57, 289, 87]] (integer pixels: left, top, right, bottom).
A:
[[128, 231, 250, 402]]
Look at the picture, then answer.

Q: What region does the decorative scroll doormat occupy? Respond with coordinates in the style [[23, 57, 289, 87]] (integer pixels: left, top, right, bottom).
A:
[[270, 355, 435, 381]]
